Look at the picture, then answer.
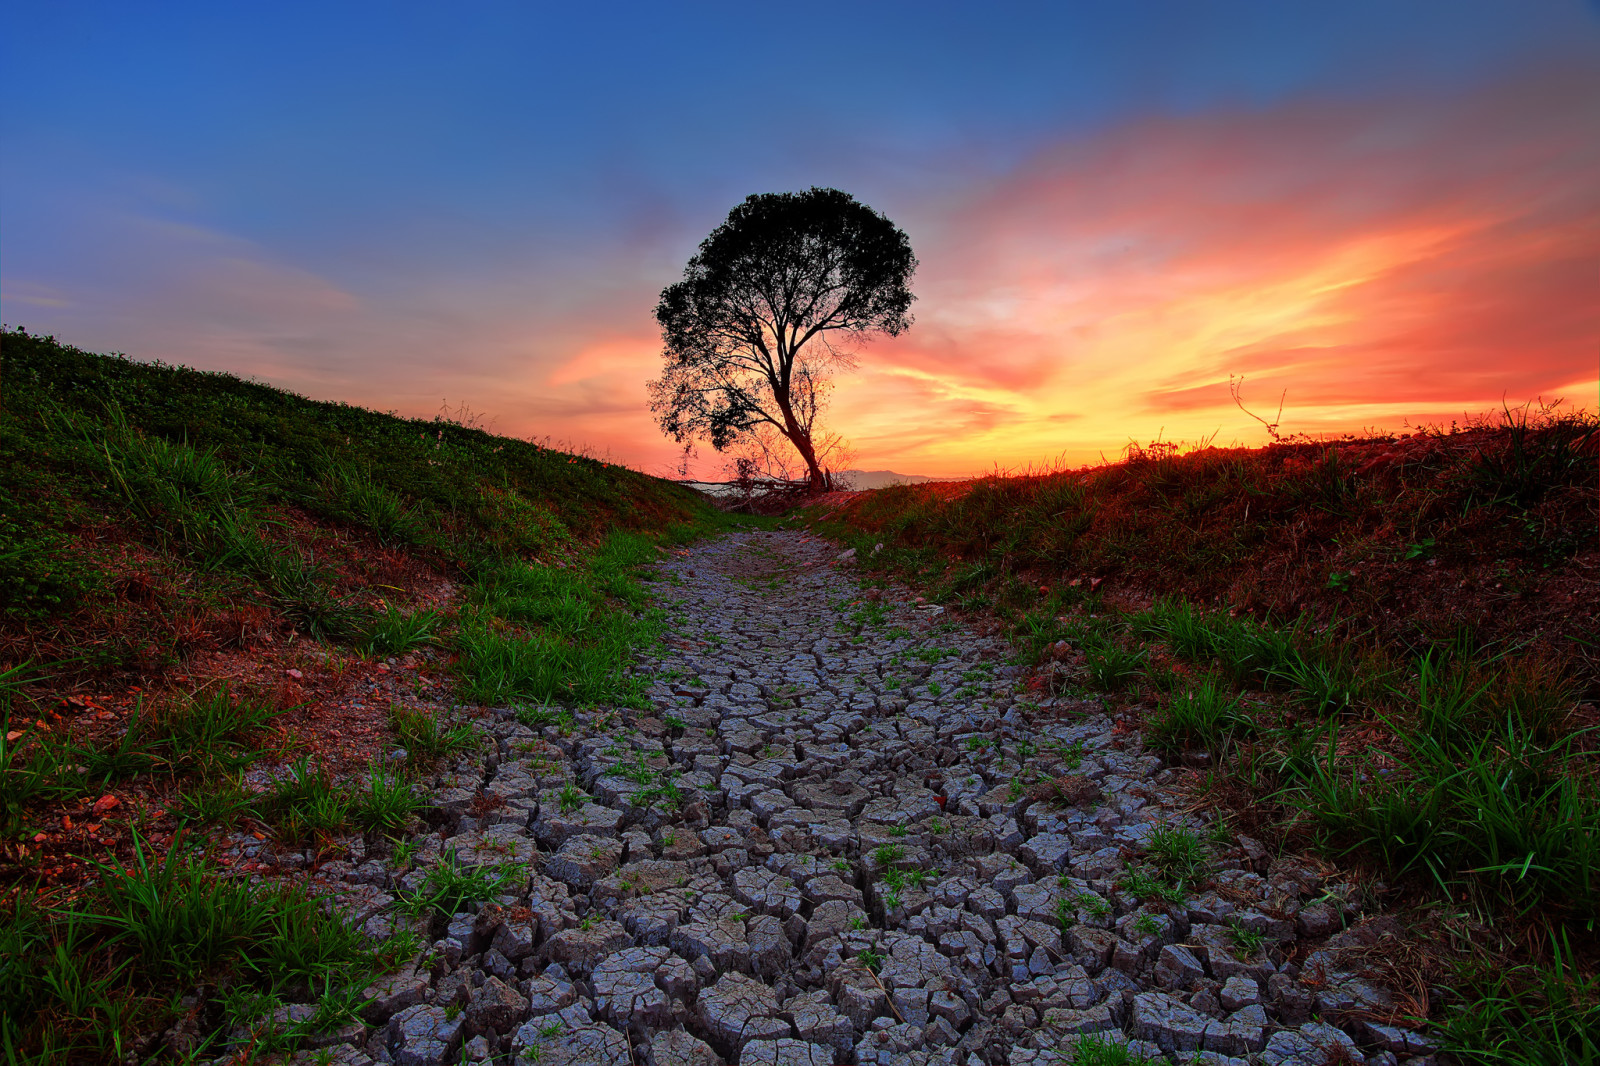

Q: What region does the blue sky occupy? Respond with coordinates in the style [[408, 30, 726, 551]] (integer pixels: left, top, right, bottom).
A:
[[4, 2, 1596, 474]]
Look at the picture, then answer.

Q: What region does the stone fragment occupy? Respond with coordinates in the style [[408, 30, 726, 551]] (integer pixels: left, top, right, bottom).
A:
[[543, 834, 623, 888], [509, 1021, 631, 1066], [646, 1029, 721, 1066], [672, 916, 753, 974], [463, 976, 527, 1037], [386, 1004, 464, 1066], [785, 989, 855, 1053], [1129, 990, 1210, 1053], [740, 1038, 835, 1066], [1153, 944, 1206, 990], [697, 971, 791, 1052], [542, 919, 630, 975], [360, 963, 430, 1023], [1218, 975, 1260, 1011]]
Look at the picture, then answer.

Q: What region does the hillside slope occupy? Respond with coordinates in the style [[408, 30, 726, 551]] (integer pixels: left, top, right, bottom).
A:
[[1, 328, 708, 687]]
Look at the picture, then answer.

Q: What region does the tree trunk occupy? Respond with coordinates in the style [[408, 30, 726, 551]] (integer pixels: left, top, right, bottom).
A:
[[774, 391, 828, 495]]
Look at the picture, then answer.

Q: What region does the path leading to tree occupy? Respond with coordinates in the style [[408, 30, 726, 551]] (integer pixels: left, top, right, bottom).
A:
[[348, 530, 1425, 1066]]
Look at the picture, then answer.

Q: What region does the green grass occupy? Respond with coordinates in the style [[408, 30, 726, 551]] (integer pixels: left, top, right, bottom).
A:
[[1054, 1032, 1160, 1065], [1, 836, 397, 1061], [1082, 636, 1147, 691], [400, 849, 527, 917], [389, 705, 479, 765], [1145, 822, 1209, 886], [454, 531, 667, 707], [1441, 941, 1600, 1065], [1, 329, 709, 687], [1144, 677, 1255, 754], [358, 603, 443, 657]]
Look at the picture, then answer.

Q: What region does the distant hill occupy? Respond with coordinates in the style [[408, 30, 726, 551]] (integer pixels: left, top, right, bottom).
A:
[[836, 469, 958, 490]]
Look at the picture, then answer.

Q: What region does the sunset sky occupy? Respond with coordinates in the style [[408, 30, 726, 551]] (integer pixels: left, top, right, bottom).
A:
[[3, 2, 1596, 478]]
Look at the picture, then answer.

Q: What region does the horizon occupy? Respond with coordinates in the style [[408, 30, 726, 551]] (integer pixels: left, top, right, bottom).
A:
[[3, 2, 1596, 480]]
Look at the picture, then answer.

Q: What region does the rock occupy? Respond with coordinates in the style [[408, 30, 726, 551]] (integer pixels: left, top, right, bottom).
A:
[[509, 1020, 631, 1065], [671, 916, 753, 974], [361, 964, 430, 1023], [1153, 944, 1206, 990], [542, 919, 630, 975], [785, 989, 855, 1053], [1218, 975, 1260, 1011], [646, 1028, 721, 1066], [741, 1038, 835, 1065], [386, 1004, 463, 1066], [1129, 991, 1210, 1053], [697, 971, 790, 1052], [543, 834, 624, 888], [592, 945, 687, 1031], [464, 976, 527, 1037]]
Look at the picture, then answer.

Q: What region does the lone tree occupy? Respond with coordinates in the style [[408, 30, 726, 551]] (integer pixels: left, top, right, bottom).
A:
[[648, 187, 916, 494]]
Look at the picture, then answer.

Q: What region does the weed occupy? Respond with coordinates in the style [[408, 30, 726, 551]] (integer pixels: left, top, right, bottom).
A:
[[175, 775, 254, 828], [855, 948, 884, 972], [1144, 678, 1254, 754], [390, 705, 478, 765], [1083, 637, 1147, 691], [351, 765, 423, 835], [360, 604, 442, 656], [1145, 823, 1208, 886], [1227, 920, 1266, 955], [1439, 938, 1600, 1065], [260, 757, 353, 842], [1057, 1032, 1160, 1065], [402, 850, 526, 917]]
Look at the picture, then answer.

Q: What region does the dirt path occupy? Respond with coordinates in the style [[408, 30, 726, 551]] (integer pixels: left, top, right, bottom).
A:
[[321, 530, 1426, 1066]]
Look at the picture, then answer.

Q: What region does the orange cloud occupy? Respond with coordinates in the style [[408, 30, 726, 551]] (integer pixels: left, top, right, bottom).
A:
[[842, 64, 1598, 474]]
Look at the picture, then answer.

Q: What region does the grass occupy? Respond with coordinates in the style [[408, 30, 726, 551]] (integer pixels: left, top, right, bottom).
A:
[[1, 835, 401, 1061], [1082, 636, 1147, 691], [453, 532, 666, 707], [359, 603, 443, 657], [1054, 1033, 1160, 1065], [1143, 677, 1256, 755], [389, 704, 479, 765], [1145, 822, 1209, 886], [400, 849, 527, 917], [1439, 940, 1600, 1065]]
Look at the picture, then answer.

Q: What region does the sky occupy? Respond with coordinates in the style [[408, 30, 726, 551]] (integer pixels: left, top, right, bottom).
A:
[[3, 1, 1597, 478]]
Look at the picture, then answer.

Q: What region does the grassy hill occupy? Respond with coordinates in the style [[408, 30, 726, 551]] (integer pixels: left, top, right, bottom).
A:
[[1, 328, 709, 686]]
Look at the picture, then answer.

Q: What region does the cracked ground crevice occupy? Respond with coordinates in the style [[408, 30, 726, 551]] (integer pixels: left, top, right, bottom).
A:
[[300, 530, 1425, 1066]]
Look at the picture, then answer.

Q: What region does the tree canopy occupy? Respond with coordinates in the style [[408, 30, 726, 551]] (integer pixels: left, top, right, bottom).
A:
[[648, 187, 916, 493]]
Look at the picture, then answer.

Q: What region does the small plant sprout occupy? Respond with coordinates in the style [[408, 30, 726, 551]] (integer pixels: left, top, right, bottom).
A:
[[871, 843, 905, 867], [1054, 897, 1075, 931], [1229, 920, 1266, 954]]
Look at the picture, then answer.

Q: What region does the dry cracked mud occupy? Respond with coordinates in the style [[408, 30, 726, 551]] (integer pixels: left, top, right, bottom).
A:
[[253, 530, 1440, 1066]]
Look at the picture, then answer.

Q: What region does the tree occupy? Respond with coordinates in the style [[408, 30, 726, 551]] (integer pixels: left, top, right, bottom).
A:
[[648, 187, 916, 494]]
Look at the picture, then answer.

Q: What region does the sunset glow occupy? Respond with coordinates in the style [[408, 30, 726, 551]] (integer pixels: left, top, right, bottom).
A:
[[2, 4, 1595, 479]]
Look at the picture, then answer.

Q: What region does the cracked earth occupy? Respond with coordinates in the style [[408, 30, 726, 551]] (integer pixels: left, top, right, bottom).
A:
[[283, 530, 1439, 1066]]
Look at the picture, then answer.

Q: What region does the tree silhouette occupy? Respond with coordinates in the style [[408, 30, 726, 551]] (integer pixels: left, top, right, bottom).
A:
[[648, 187, 916, 494]]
